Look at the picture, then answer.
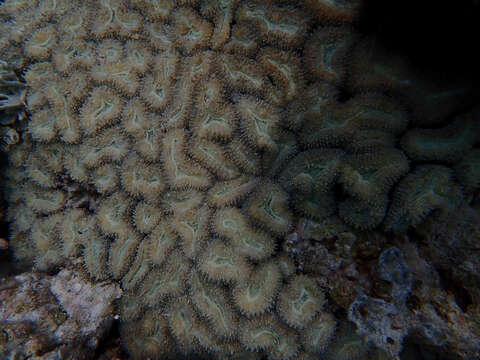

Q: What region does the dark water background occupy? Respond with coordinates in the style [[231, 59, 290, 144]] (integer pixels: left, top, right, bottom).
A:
[[0, 0, 479, 359]]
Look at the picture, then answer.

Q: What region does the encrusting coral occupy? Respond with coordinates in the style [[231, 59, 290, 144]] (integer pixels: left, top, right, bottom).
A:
[[0, 0, 479, 359]]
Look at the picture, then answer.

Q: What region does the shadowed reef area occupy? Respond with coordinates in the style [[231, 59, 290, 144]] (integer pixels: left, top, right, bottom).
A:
[[1, 0, 480, 359]]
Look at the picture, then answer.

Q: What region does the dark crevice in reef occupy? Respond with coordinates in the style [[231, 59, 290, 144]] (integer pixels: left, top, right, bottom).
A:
[[359, 0, 480, 82], [0, 152, 14, 278], [437, 268, 473, 313], [93, 318, 124, 359], [401, 339, 455, 360], [357, 0, 480, 131], [0, 151, 8, 238], [336, 87, 355, 104], [0, 213, 8, 239]]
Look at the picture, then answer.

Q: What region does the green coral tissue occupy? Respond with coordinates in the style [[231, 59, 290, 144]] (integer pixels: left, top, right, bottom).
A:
[[1, 0, 479, 359]]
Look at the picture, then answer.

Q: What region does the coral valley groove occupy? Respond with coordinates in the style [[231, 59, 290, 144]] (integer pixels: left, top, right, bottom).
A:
[[1, 0, 479, 359]]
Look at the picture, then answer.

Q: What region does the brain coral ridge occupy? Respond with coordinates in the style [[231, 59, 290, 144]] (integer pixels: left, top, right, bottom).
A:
[[1, 0, 479, 359]]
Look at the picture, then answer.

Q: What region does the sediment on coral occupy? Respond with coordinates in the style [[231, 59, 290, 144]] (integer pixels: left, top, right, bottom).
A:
[[1, 0, 479, 359]]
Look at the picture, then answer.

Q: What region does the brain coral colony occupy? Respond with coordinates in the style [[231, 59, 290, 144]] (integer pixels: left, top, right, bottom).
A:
[[1, 0, 479, 359]]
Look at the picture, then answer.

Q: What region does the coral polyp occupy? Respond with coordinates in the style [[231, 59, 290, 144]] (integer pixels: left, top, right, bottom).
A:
[[1, 0, 479, 359]]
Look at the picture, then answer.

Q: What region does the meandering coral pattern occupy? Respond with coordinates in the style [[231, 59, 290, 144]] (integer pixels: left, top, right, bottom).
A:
[[1, 0, 478, 359]]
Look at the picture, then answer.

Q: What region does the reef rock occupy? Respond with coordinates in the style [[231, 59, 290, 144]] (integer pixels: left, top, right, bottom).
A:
[[0, 261, 122, 359], [1, 0, 479, 359]]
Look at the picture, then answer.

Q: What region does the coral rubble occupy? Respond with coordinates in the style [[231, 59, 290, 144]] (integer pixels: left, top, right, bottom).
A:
[[0, 0, 479, 359], [0, 261, 121, 359]]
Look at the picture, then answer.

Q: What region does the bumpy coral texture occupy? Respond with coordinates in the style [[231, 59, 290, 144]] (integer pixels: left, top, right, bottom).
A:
[[1, 0, 478, 359]]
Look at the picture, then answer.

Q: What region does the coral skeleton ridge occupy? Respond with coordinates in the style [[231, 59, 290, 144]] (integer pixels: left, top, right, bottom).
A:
[[1, 0, 479, 359]]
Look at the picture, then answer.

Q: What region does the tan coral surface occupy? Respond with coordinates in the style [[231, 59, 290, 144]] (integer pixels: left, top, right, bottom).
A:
[[1, 0, 479, 359]]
